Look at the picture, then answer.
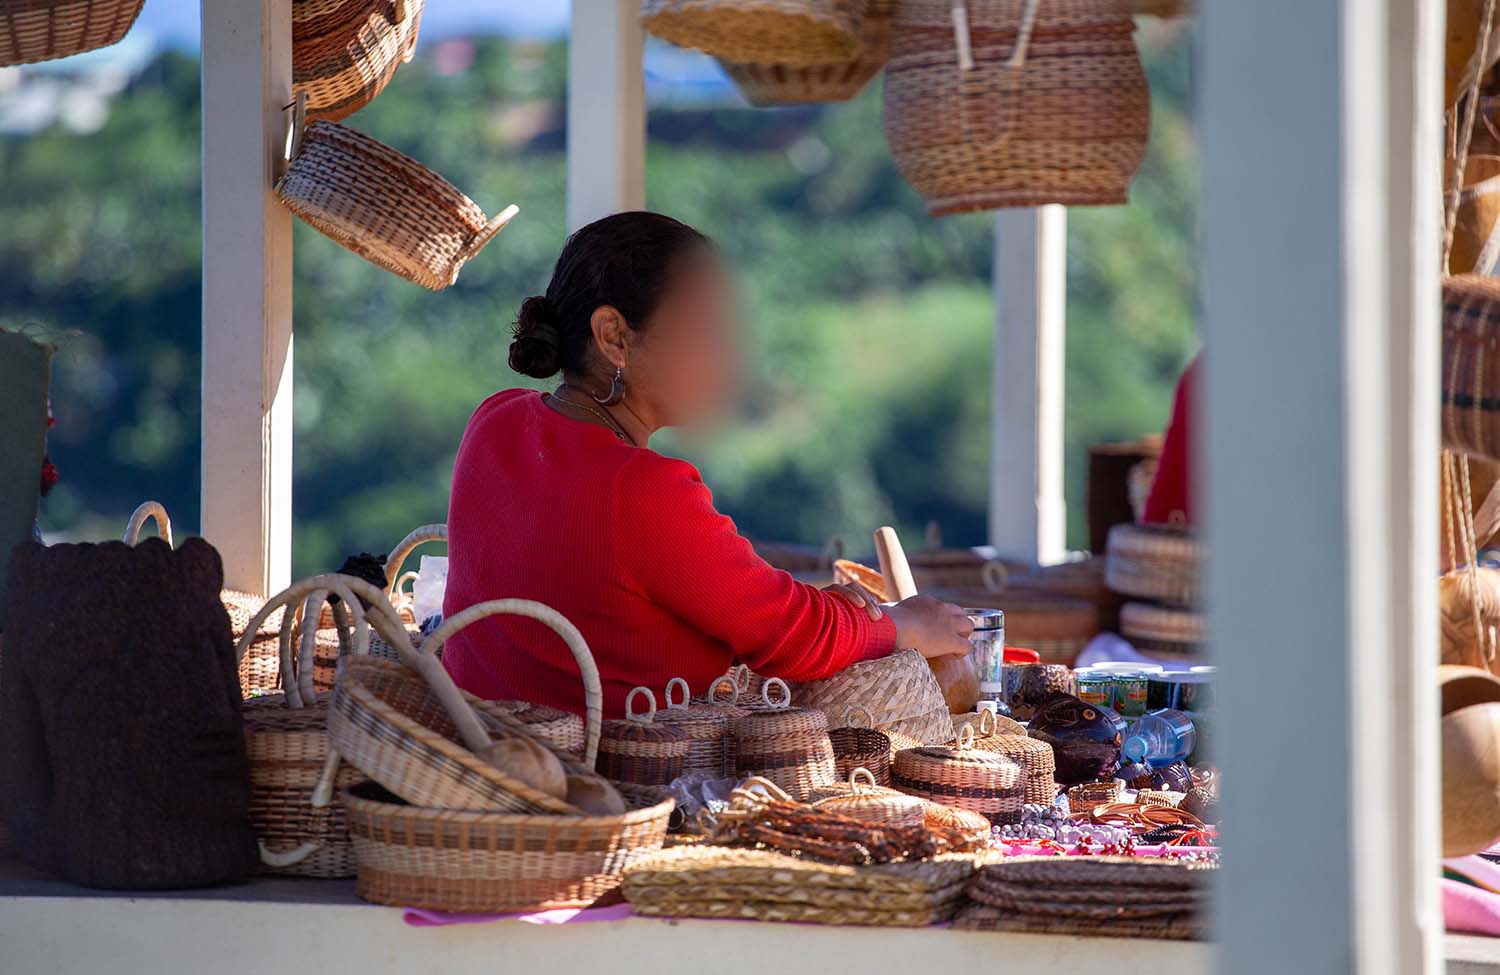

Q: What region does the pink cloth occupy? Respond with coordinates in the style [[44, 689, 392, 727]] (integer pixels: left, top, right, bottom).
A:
[[403, 902, 635, 927]]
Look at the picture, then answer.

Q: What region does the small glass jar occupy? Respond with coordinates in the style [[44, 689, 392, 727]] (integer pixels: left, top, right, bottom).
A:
[[965, 608, 1006, 706]]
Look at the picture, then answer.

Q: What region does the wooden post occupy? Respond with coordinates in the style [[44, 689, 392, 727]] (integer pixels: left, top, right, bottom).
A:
[[567, 0, 646, 232], [988, 206, 1067, 566], [1203, 0, 1442, 971], [200, 0, 294, 596]]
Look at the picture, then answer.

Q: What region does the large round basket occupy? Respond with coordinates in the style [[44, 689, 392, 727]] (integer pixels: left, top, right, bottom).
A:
[[293, 0, 424, 122], [883, 0, 1149, 214], [828, 705, 892, 785], [1119, 601, 1204, 660], [1444, 274, 1500, 461], [973, 731, 1056, 805], [891, 727, 1023, 824], [275, 98, 519, 291], [1104, 522, 1201, 607], [343, 780, 673, 912], [1, 0, 143, 68], [641, 0, 864, 66], [718, 0, 893, 105], [787, 648, 955, 745]]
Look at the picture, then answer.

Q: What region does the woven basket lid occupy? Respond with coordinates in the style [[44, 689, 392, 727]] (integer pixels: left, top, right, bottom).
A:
[[600, 687, 690, 747], [894, 726, 1022, 787], [977, 733, 1056, 773], [654, 677, 734, 733], [921, 800, 992, 835], [814, 769, 925, 826], [732, 678, 830, 739]]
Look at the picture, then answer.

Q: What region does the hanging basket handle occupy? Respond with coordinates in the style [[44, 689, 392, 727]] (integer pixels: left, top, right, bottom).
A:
[[761, 677, 792, 710], [841, 704, 876, 729], [391, 569, 420, 606], [423, 598, 605, 766], [957, 724, 977, 751], [123, 501, 173, 546], [665, 676, 692, 710], [981, 561, 1009, 592], [235, 574, 379, 711], [625, 686, 657, 723], [454, 204, 520, 269], [384, 524, 447, 596]]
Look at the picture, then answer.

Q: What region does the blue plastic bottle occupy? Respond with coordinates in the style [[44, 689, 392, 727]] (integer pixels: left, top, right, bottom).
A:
[[1121, 709, 1197, 766]]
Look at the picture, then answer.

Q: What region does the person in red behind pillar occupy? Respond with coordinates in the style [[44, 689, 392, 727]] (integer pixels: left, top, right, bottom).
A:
[[1142, 352, 1200, 526], [442, 212, 972, 719]]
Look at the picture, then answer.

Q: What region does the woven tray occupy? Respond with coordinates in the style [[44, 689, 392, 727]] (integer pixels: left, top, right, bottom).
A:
[[293, 0, 424, 122], [952, 902, 1207, 940], [641, 0, 864, 66], [623, 845, 976, 896], [1105, 523, 1202, 607], [718, 0, 893, 105], [1, 0, 144, 68], [789, 649, 955, 745], [632, 897, 960, 927], [275, 96, 517, 290]]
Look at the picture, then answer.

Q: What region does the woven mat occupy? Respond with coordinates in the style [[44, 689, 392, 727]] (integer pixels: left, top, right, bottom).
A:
[[972, 878, 1208, 907], [627, 879, 968, 911], [952, 902, 1207, 941], [624, 846, 977, 896], [977, 855, 1217, 890], [632, 897, 960, 928], [969, 884, 1201, 919]]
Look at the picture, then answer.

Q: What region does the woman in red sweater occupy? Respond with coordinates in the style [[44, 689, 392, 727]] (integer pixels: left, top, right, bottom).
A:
[[443, 212, 972, 718]]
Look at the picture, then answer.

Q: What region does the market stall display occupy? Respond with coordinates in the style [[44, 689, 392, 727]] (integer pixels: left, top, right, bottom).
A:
[[828, 705, 894, 785], [597, 687, 692, 786], [1119, 601, 1205, 660], [292, 0, 424, 122], [0, 0, 144, 68], [732, 679, 838, 799], [1027, 693, 1126, 785], [891, 726, 1025, 824]]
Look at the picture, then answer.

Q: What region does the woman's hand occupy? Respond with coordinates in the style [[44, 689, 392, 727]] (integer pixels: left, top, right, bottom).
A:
[[822, 582, 884, 621], [885, 595, 973, 659]]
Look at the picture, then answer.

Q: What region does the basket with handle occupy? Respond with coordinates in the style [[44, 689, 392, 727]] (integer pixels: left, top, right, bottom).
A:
[[275, 94, 519, 291], [655, 677, 734, 776], [732, 678, 838, 800], [293, 0, 425, 122], [641, 0, 865, 66], [693, 673, 752, 719], [812, 767, 926, 827], [828, 705, 893, 786], [718, 0, 893, 105], [883, 0, 1148, 215], [1, 0, 144, 68], [236, 574, 381, 878], [788, 648, 956, 745], [597, 687, 692, 787], [1444, 274, 1500, 461], [124, 501, 300, 698], [890, 725, 1024, 824], [965, 713, 1057, 805]]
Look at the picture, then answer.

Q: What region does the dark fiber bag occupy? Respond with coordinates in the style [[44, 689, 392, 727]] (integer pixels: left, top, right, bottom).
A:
[[1, 537, 258, 888]]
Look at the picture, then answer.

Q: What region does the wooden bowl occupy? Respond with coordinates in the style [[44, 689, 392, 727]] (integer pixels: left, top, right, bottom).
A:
[[1441, 665, 1500, 856]]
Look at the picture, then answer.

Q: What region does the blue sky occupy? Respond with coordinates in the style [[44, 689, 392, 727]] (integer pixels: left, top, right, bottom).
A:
[[139, 0, 570, 48]]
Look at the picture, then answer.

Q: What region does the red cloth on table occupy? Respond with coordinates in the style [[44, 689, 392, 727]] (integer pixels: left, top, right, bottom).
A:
[[442, 389, 897, 719], [1143, 354, 1200, 526]]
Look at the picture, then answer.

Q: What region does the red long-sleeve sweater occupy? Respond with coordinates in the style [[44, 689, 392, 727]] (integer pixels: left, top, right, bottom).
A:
[[442, 389, 897, 719]]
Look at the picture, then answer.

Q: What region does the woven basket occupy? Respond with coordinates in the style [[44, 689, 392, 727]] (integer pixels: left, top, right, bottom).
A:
[[1104, 522, 1201, 607], [732, 678, 838, 800], [788, 648, 956, 745], [693, 673, 752, 719], [233, 575, 387, 878], [891, 726, 1023, 824], [641, 0, 864, 66], [275, 96, 519, 291], [829, 705, 892, 785], [1119, 601, 1204, 659], [934, 571, 1098, 667], [1, 0, 143, 68], [343, 780, 672, 913], [953, 709, 1027, 739], [813, 768, 926, 826], [883, 0, 1149, 214], [328, 597, 605, 813], [597, 687, 691, 787], [719, 0, 893, 105], [293, 0, 424, 122], [655, 677, 733, 775], [920, 800, 992, 844], [972, 729, 1056, 805], [485, 700, 587, 758], [1066, 778, 1122, 812], [1444, 274, 1500, 460]]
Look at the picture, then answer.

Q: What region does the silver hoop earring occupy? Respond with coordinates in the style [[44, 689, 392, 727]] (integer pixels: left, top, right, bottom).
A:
[[594, 366, 625, 407]]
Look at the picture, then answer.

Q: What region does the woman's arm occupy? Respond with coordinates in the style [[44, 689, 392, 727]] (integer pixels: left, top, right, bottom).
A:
[[608, 453, 899, 682]]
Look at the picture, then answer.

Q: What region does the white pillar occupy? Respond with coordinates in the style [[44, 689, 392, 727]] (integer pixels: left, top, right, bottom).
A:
[[989, 206, 1067, 566], [1204, 0, 1442, 972], [567, 0, 646, 232], [200, 0, 294, 596]]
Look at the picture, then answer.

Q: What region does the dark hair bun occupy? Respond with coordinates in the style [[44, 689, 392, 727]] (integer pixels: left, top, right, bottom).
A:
[[509, 295, 564, 378]]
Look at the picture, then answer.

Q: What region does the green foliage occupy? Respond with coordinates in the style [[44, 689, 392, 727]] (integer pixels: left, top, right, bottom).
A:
[[1, 29, 1197, 572]]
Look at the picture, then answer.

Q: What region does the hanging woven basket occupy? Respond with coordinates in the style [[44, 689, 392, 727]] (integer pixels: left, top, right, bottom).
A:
[[718, 0, 894, 105], [293, 0, 425, 122], [641, 0, 865, 66], [1, 0, 143, 68], [1445, 274, 1500, 461], [275, 95, 518, 291], [883, 0, 1150, 214]]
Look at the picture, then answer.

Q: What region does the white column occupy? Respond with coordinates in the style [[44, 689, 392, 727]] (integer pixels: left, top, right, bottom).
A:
[[567, 0, 646, 232], [1204, 0, 1442, 973], [988, 206, 1067, 566], [200, 0, 294, 596]]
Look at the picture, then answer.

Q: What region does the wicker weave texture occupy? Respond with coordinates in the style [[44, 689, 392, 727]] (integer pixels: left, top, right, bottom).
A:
[[788, 649, 954, 744], [891, 736, 1023, 824], [1444, 274, 1500, 460], [1, 0, 143, 67], [1104, 522, 1201, 606], [293, 0, 424, 122], [275, 118, 515, 291], [732, 705, 837, 800], [718, 0, 892, 104], [641, 0, 864, 66], [1119, 601, 1205, 657], [883, 0, 1149, 215]]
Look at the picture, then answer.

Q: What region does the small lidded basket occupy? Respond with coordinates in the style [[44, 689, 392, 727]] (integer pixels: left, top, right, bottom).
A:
[[596, 688, 690, 787], [891, 726, 1024, 824], [694, 674, 751, 719], [828, 705, 893, 786], [654, 677, 733, 776], [812, 768, 925, 827], [968, 714, 1058, 805], [731, 678, 837, 800]]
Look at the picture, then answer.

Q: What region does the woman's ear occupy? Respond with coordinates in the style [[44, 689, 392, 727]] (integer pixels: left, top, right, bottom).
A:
[[589, 305, 631, 370]]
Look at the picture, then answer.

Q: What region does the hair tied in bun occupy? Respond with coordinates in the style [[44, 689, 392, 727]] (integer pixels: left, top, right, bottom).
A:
[[510, 295, 564, 378]]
